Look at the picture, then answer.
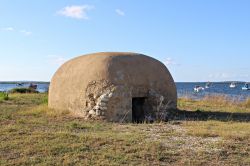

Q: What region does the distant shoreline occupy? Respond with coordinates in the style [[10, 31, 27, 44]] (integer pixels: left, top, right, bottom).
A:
[[0, 81, 50, 84], [0, 81, 249, 84], [176, 81, 249, 83]]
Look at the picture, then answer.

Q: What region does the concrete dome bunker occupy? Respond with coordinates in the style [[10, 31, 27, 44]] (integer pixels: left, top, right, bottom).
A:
[[49, 52, 177, 122]]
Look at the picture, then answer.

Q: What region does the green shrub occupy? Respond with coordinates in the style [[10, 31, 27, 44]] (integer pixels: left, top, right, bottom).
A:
[[9, 88, 38, 94], [4, 95, 9, 100], [0, 92, 9, 101]]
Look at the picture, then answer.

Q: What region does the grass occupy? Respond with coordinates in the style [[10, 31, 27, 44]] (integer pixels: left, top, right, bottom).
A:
[[245, 98, 250, 108], [0, 92, 9, 101], [178, 95, 250, 113], [0, 94, 249, 165]]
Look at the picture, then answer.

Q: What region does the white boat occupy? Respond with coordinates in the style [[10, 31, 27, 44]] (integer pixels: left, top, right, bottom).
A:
[[205, 82, 212, 89], [194, 85, 204, 93], [229, 82, 236, 88], [242, 83, 250, 90]]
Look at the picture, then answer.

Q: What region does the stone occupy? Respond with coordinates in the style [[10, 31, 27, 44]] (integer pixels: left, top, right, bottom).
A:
[[89, 109, 96, 115], [93, 106, 100, 110], [108, 92, 113, 98], [100, 97, 109, 102], [96, 109, 101, 116], [99, 106, 108, 110], [99, 94, 108, 99], [98, 102, 107, 107]]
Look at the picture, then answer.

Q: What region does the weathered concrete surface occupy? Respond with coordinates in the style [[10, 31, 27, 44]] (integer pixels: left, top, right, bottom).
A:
[[49, 52, 177, 122]]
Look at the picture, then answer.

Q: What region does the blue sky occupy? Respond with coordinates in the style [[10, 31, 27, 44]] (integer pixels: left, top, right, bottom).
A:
[[0, 0, 249, 82]]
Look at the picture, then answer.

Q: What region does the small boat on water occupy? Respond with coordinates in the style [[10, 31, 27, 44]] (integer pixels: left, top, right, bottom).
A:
[[242, 83, 250, 90], [16, 82, 24, 86], [194, 85, 204, 93], [205, 82, 212, 89], [229, 82, 236, 88], [29, 83, 37, 90]]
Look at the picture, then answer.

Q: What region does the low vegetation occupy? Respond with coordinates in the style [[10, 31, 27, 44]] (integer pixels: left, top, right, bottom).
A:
[[0, 94, 249, 165], [8, 87, 38, 93], [0, 92, 9, 101], [245, 98, 250, 108], [178, 95, 250, 112]]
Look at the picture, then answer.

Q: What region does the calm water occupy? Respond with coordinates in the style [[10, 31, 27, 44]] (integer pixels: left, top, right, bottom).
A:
[[176, 82, 250, 101], [0, 83, 49, 93], [0, 82, 249, 100]]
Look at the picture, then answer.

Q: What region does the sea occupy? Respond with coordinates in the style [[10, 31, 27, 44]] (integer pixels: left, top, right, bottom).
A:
[[0, 82, 249, 101], [0, 82, 49, 93], [177, 82, 250, 101]]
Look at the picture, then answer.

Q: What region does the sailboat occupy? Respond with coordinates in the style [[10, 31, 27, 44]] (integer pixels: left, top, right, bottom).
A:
[[16, 82, 24, 86], [194, 85, 204, 93], [229, 82, 236, 88], [242, 83, 250, 90], [205, 82, 212, 89]]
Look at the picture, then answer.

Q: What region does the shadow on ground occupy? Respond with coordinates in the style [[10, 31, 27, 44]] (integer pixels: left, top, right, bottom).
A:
[[168, 109, 250, 122]]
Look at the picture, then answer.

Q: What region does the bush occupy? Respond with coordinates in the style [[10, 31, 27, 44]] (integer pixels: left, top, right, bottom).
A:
[[9, 88, 38, 94], [0, 92, 9, 101]]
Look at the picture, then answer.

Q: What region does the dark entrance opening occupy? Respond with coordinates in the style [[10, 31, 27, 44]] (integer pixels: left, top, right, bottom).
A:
[[132, 97, 146, 123]]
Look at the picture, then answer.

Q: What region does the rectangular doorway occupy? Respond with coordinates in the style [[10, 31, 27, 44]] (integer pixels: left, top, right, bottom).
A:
[[132, 97, 146, 123]]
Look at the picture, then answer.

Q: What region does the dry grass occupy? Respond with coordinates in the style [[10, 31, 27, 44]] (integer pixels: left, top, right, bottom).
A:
[[0, 93, 249, 165], [183, 121, 250, 139], [178, 95, 250, 113], [244, 98, 250, 108]]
